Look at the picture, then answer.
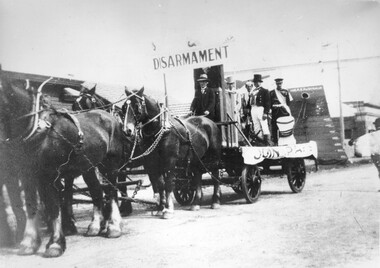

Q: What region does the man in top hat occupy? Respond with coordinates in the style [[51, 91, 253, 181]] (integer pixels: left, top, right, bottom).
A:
[[190, 74, 216, 120], [270, 78, 293, 145], [241, 74, 272, 145]]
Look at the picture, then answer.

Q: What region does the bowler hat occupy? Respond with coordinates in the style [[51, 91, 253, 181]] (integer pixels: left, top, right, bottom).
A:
[[275, 78, 283, 82], [81, 81, 97, 90], [252, 74, 263, 83], [197, 74, 209, 82], [225, 76, 235, 84]]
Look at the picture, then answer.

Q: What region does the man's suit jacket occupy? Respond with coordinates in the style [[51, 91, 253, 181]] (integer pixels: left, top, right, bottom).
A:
[[190, 87, 216, 120], [241, 87, 271, 114]]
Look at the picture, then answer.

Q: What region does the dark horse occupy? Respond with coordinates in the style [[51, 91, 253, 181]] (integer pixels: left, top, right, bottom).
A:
[[72, 88, 162, 203], [125, 87, 222, 219], [72, 88, 135, 215], [0, 72, 130, 257]]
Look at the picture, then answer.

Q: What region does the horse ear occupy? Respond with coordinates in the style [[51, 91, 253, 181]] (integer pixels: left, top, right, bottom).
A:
[[89, 87, 95, 95], [138, 87, 144, 96], [125, 86, 132, 96]]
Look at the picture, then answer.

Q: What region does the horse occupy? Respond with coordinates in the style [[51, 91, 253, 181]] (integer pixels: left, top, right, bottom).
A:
[[349, 130, 380, 179], [0, 113, 26, 247], [125, 87, 222, 219], [72, 90, 151, 215], [0, 72, 131, 257]]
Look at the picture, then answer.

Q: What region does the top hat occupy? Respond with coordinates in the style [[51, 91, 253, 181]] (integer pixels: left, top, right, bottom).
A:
[[197, 74, 209, 82], [225, 76, 235, 84], [252, 74, 263, 83], [275, 78, 283, 82]]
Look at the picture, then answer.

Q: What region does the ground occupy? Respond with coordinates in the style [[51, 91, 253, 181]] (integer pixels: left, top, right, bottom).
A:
[[0, 163, 379, 268]]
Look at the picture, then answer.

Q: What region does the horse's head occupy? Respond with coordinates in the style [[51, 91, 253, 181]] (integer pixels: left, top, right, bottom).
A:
[[124, 87, 148, 123], [72, 92, 96, 111], [0, 73, 35, 140]]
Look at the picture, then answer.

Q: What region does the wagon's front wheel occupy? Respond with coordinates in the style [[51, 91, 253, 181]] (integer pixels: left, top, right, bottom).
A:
[[286, 158, 306, 193], [173, 179, 196, 206], [241, 165, 261, 203]]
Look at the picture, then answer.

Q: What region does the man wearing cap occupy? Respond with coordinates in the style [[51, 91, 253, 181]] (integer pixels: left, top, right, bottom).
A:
[[190, 74, 216, 120], [243, 74, 271, 145], [270, 78, 293, 145]]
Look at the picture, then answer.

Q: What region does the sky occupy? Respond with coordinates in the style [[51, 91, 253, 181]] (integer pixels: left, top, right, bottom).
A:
[[1, 0, 379, 113]]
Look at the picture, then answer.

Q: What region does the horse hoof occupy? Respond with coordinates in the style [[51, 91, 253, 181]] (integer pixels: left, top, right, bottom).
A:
[[106, 226, 122, 238], [18, 246, 37, 256], [119, 201, 133, 217], [190, 205, 200, 211], [43, 244, 64, 258], [63, 225, 78, 236], [211, 203, 221, 209], [86, 225, 100, 237], [162, 211, 174, 219]]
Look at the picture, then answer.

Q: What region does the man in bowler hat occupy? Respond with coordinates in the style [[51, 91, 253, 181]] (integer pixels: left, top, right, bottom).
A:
[[190, 74, 216, 120], [241, 74, 272, 145]]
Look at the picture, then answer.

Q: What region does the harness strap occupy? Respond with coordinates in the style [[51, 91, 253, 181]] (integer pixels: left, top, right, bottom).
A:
[[57, 109, 84, 145]]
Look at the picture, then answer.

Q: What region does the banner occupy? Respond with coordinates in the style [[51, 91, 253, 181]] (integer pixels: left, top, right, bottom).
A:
[[152, 45, 230, 72], [241, 141, 318, 165]]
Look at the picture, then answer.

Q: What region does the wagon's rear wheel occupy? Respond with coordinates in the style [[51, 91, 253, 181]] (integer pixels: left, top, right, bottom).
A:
[[241, 165, 261, 203], [173, 178, 196, 206], [286, 158, 306, 193]]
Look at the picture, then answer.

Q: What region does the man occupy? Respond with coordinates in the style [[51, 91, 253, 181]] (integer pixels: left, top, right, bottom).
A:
[[242, 74, 272, 145], [270, 78, 293, 145], [240, 81, 254, 138], [190, 74, 216, 121], [374, 118, 380, 130], [224, 76, 241, 146]]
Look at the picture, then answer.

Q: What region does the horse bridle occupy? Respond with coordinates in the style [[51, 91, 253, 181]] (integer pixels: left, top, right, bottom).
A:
[[0, 77, 53, 143]]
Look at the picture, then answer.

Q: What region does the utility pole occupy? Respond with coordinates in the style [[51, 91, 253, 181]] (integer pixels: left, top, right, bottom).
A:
[[336, 43, 345, 145]]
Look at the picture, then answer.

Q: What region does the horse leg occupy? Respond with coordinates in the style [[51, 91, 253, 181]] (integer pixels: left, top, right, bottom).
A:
[[5, 179, 26, 244], [117, 172, 132, 217], [211, 170, 221, 209], [102, 172, 122, 238], [38, 175, 66, 258], [82, 169, 104, 237], [61, 177, 77, 236], [190, 170, 203, 211], [152, 173, 166, 213], [18, 176, 41, 256], [370, 154, 380, 179], [0, 182, 15, 247], [162, 171, 175, 219]]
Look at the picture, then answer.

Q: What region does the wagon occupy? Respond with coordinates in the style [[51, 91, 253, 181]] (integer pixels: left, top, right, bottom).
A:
[[173, 138, 318, 205], [172, 65, 318, 205]]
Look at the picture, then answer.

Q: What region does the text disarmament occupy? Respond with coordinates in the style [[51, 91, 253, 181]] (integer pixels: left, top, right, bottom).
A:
[[153, 45, 229, 70]]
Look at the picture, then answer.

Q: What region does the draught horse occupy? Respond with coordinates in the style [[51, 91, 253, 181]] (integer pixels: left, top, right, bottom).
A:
[[349, 130, 380, 179], [0, 72, 130, 257], [125, 87, 222, 219], [72, 88, 135, 215]]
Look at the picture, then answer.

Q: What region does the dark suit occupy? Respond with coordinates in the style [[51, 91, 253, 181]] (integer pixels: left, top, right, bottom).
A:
[[254, 87, 271, 114], [190, 87, 216, 120], [270, 88, 292, 144]]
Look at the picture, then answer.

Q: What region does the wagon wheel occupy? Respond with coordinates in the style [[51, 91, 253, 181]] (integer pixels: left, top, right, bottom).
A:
[[173, 178, 196, 206], [286, 158, 306, 193], [226, 168, 243, 194], [241, 165, 261, 203]]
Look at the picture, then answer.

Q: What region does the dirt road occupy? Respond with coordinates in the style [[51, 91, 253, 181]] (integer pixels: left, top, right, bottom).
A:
[[0, 163, 379, 267]]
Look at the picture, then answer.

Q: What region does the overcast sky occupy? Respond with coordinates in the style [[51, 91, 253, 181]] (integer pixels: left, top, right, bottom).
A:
[[1, 0, 379, 108]]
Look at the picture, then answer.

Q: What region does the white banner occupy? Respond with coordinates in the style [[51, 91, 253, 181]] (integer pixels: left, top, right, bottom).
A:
[[241, 141, 318, 165], [152, 45, 230, 72]]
